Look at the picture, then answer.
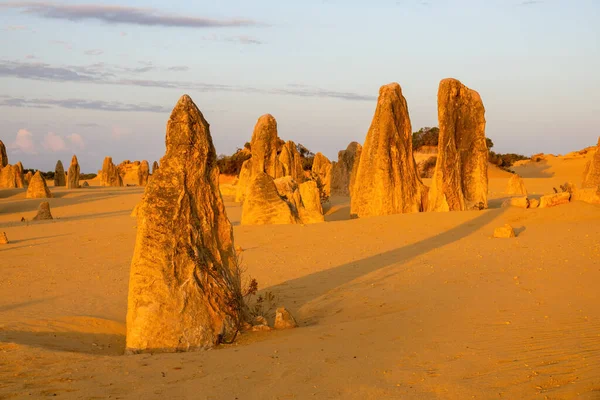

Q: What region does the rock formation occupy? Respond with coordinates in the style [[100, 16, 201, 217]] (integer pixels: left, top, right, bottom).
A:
[[24, 171, 33, 186], [137, 160, 150, 186], [417, 156, 437, 179], [126, 94, 244, 354], [54, 160, 66, 187], [14, 162, 25, 188], [0, 232, 8, 245], [235, 159, 253, 203], [493, 224, 515, 238], [427, 78, 488, 212], [26, 171, 53, 199], [241, 173, 299, 225], [67, 155, 80, 189], [0, 140, 7, 167], [0, 164, 20, 188], [101, 157, 123, 187], [250, 114, 280, 177], [152, 161, 159, 174], [298, 180, 325, 223], [351, 83, 427, 218], [278, 141, 304, 183], [501, 196, 529, 209], [571, 187, 600, 205], [506, 174, 527, 195], [311, 153, 332, 197], [82, 181, 89, 187], [33, 201, 53, 220], [539, 192, 570, 208], [274, 307, 298, 329], [582, 137, 600, 189], [331, 142, 362, 196]]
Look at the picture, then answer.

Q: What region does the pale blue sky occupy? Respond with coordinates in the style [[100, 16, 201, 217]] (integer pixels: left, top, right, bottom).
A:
[[0, 0, 598, 172]]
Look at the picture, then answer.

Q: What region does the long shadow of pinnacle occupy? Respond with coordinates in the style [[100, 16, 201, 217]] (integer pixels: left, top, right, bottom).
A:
[[263, 207, 507, 311]]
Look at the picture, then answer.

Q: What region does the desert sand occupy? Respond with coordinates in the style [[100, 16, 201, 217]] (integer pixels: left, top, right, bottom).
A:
[[1, 150, 599, 399]]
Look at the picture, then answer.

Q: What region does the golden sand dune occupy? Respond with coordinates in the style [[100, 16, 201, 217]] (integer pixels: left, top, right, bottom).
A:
[[1, 154, 599, 399]]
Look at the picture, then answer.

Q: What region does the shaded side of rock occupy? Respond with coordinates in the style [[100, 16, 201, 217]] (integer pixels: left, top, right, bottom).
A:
[[331, 142, 362, 196], [14, 162, 25, 188], [24, 171, 33, 186], [152, 161, 159, 174], [101, 156, 123, 187], [274, 307, 298, 329], [54, 160, 66, 187], [0, 140, 7, 167], [351, 83, 427, 218], [137, 160, 150, 186], [428, 78, 488, 211], [67, 155, 80, 189], [235, 158, 253, 203], [312, 152, 332, 198], [33, 201, 53, 220], [278, 140, 304, 183], [126, 94, 244, 354]]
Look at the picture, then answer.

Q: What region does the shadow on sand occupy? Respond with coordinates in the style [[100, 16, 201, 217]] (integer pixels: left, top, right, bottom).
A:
[[0, 330, 125, 355], [264, 207, 507, 314]]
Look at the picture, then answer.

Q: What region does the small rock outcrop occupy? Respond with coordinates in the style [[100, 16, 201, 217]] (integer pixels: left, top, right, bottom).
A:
[[428, 78, 488, 212], [507, 174, 527, 196], [298, 180, 325, 224], [14, 162, 25, 188], [67, 155, 80, 189], [312, 152, 332, 198], [501, 196, 529, 209], [82, 181, 89, 187], [274, 307, 298, 330], [582, 138, 600, 189], [351, 83, 427, 218], [571, 187, 600, 205], [33, 201, 53, 220], [26, 171, 53, 199], [331, 142, 362, 196], [137, 160, 150, 186], [241, 173, 299, 225], [0, 232, 8, 245], [235, 159, 253, 203], [529, 198, 540, 208], [101, 157, 123, 187], [539, 192, 570, 208], [0, 140, 7, 167], [54, 160, 66, 187], [493, 224, 515, 238], [152, 161, 159, 174], [126, 95, 244, 354]]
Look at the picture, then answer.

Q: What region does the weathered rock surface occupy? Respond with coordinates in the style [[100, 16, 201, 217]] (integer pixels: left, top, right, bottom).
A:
[[26, 171, 53, 199], [570, 187, 600, 205], [152, 161, 159, 174], [0, 232, 8, 245], [312, 152, 332, 197], [529, 198, 540, 208], [14, 162, 25, 188], [67, 155, 80, 189], [298, 181, 325, 224], [331, 142, 362, 196], [278, 141, 304, 183], [0, 164, 20, 188], [250, 114, 280, 177], [54, 160, 66, 187], [24, 171, 33, 186], [582, 137, 600, 189], [235, 159, 253, 203], [539, 192, 570, 208], [101, 157, 123, 187], [351, 83, 427, 218], [493, 224, 515, 238], [126, 94, 244, 354], [241, 173, 299, 225], [501, 196, 529, 209], [428, 78, 488, 211], [0, 140, 7, 168], [33, 201, 53, 220], [560, 182, 577, 194], [274, 307, 298, 329], [507, 174, 527, 196], [137, 160, 150, 186], [417, 155, 437, 179]]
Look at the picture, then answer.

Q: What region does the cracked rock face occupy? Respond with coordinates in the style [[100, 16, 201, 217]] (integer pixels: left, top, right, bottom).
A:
[[125, 95, 244, 354]]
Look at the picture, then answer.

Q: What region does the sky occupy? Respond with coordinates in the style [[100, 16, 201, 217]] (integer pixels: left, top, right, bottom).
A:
[[0, 0, 599, 172]]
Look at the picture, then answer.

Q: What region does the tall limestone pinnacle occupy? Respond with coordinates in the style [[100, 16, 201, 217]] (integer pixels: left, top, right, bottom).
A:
[[351, 83, 427, 218], [428, 78, 488, 211], [126, 94, 244, 354], [54, 160, 66, 187], [67, 155, 80, 189], [0, 140, 7, 167]]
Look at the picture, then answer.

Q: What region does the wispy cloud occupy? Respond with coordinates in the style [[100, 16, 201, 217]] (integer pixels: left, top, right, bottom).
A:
[[167, 65, 190, 72], [225, 35, 263, 45], [0, 60, 376, 102], [84, 49, 103, 56], [76, 122, 103, 128], [520, 0, 542, 5], [0, 95, 170, 113], [2, 2, 266, 28], [49, 39, 73, 50]]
